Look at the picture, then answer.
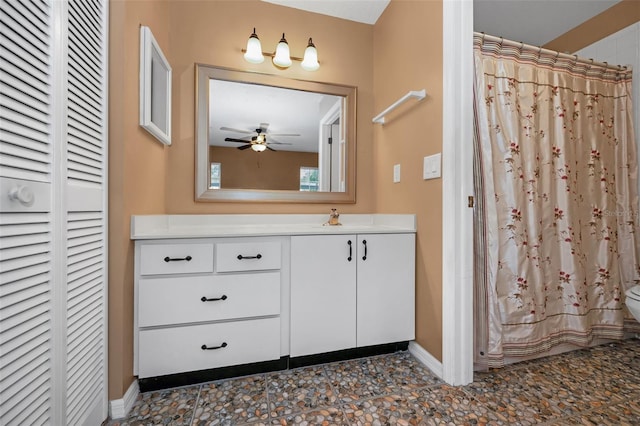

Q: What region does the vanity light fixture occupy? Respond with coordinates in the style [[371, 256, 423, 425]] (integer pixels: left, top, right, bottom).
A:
[[243, 28, 264, 64], [300, 38, 319, 71], [273, 33, 292, 68], [242, 29, 320, 71]]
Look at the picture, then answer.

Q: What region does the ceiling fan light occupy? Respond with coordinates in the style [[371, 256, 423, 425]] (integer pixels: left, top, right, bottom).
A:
[[301, 38, 319, 71], [273, 33, 292, 68], [244, 28, 264, 64], [252, 143, 267, 152]]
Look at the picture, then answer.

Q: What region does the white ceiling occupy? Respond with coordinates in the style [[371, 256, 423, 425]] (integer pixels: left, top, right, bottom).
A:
[[263, 0, 621, 47], [262, 0, 391, 25], [474, 0, 622, 47], [209, 80, 341, 153]]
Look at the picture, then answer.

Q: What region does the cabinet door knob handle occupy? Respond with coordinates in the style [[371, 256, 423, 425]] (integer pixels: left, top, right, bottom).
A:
[[201, 342, 228, 350], [164, 255, 192, 262], [347, 240, 352, 262], [201, 295, 228, 302], [362, 239, 368, 261], [237, 254, 262, 260]]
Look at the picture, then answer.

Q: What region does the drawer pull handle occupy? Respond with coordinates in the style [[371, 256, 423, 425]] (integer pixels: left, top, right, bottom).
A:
[[347, 240, 352, 262], [201, 342, 227, 350], [362, 239, 368, 261], [201, 295, 228, 302], [237, 254, 262, 260], [164, 255, 192, 262]]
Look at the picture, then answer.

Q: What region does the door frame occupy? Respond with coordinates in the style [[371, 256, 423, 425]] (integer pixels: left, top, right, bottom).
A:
[[441, 0, 474, 385]]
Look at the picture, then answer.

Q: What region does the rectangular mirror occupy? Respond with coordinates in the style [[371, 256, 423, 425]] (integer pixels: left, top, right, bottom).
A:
[[195, 65, 356, 203]]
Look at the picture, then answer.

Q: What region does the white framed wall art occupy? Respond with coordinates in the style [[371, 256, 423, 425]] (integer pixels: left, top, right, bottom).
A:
[[139, 25, 172, 145]]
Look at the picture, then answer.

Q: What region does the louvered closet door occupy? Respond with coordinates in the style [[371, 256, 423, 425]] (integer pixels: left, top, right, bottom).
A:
[[0, 0, 108, 425], [0, 1, 55, 424], [65, 0, 108, 424]]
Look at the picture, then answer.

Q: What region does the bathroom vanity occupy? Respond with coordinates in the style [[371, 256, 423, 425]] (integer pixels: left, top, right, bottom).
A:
[[131, 214, 416, 390]]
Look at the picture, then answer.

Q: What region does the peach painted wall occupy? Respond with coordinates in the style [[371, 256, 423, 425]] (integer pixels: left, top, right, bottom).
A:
[[108, 0, 170, 399], [108, 0, 375, 400], [373, 0, 444, 360], [209, 146, 319, 190], [166, 0, 374, 213]]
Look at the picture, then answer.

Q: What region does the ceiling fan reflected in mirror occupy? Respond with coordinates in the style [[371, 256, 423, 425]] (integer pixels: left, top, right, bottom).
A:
[[221, 123, 299, 152]]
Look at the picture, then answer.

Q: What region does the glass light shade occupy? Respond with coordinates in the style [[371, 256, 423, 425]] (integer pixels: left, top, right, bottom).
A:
[[244, 29, 264, 64], [272, 34, 292, 68], [252, 143, 267, 152], [301, 38, 319, 71]]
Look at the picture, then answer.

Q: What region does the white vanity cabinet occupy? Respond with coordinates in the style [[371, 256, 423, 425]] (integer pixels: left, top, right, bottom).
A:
[[134, 237, 285, 379], [131, 214, 416, 386], [290, 233, 415, 357]]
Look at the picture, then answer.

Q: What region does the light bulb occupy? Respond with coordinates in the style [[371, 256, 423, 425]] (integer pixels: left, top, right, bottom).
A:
[[301, 38, 319, 71], [252, 143, 267, 152], [273, 33, 292, 68], [244, 28, 264, 64]]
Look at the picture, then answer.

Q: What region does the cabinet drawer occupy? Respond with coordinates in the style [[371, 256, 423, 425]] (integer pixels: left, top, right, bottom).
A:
[[140, 243, 213, 275], [138, 317, 280, 378], [215, 241, 281, 272], [138, 272, 281, 327]]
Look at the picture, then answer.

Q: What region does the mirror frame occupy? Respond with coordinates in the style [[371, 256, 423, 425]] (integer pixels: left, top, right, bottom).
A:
[[195, 64, 357, 203]]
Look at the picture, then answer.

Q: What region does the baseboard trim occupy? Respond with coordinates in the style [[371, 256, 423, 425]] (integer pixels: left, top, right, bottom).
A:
[[409, 341, 443, 380], [109, 379, 139, 420]]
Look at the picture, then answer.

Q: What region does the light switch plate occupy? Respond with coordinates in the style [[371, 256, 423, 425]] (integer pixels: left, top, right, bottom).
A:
[[423, 153, 442, 180], [393, 164, 401, 183]]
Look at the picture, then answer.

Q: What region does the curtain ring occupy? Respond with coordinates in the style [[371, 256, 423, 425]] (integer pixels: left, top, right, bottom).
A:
[[481, 32, 485, 44], [552, 51, 560, 65], [499, 37, 503, 48]]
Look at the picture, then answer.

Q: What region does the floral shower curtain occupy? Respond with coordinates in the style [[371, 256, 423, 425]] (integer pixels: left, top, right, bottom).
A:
[[473, 34, 640, 368]]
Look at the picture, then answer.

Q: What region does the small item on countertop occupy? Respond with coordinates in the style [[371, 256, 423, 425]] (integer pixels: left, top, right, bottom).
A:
[[324, 208, 342, 226]]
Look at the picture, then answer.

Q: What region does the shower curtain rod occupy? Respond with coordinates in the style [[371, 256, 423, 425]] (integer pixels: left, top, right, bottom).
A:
[[475, 32, 627, 72]]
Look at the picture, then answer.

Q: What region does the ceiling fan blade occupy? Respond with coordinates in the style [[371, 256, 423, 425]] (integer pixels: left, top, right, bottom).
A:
[[266, 146, 277, 152], [220, 126, 253, 134], [268, 137, 293, 145], [269, 133, 300, 137], [225, 137, 251, 143], [237, 144, 252, 150], [258, 122, 270, 132]]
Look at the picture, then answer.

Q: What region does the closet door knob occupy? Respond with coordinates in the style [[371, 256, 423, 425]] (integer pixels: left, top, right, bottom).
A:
[[8, 185, 35, 207]]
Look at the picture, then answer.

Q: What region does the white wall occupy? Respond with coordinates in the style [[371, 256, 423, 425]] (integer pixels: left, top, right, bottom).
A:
[[575, 23, 640, 196]]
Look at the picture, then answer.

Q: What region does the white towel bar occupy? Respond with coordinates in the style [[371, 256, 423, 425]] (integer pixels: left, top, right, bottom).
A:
[[372, 89, 426, 124]]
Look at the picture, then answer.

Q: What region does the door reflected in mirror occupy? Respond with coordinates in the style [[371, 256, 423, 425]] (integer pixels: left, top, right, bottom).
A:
[[195, 65, 356, 203]]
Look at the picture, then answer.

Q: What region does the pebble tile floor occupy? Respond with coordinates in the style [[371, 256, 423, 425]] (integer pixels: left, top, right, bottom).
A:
[[107, 338, 640, 425]]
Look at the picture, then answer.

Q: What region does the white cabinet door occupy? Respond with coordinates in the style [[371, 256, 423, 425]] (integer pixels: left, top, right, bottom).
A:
[[290, 235, 356, 357], [356, 234, 415, 347]]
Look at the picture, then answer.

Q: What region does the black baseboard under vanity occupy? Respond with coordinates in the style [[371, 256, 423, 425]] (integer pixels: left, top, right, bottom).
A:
[[138, 341, 409, 392]]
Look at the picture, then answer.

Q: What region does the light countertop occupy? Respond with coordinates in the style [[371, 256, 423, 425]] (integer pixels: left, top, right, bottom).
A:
[[131, 214, 416, 240]]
